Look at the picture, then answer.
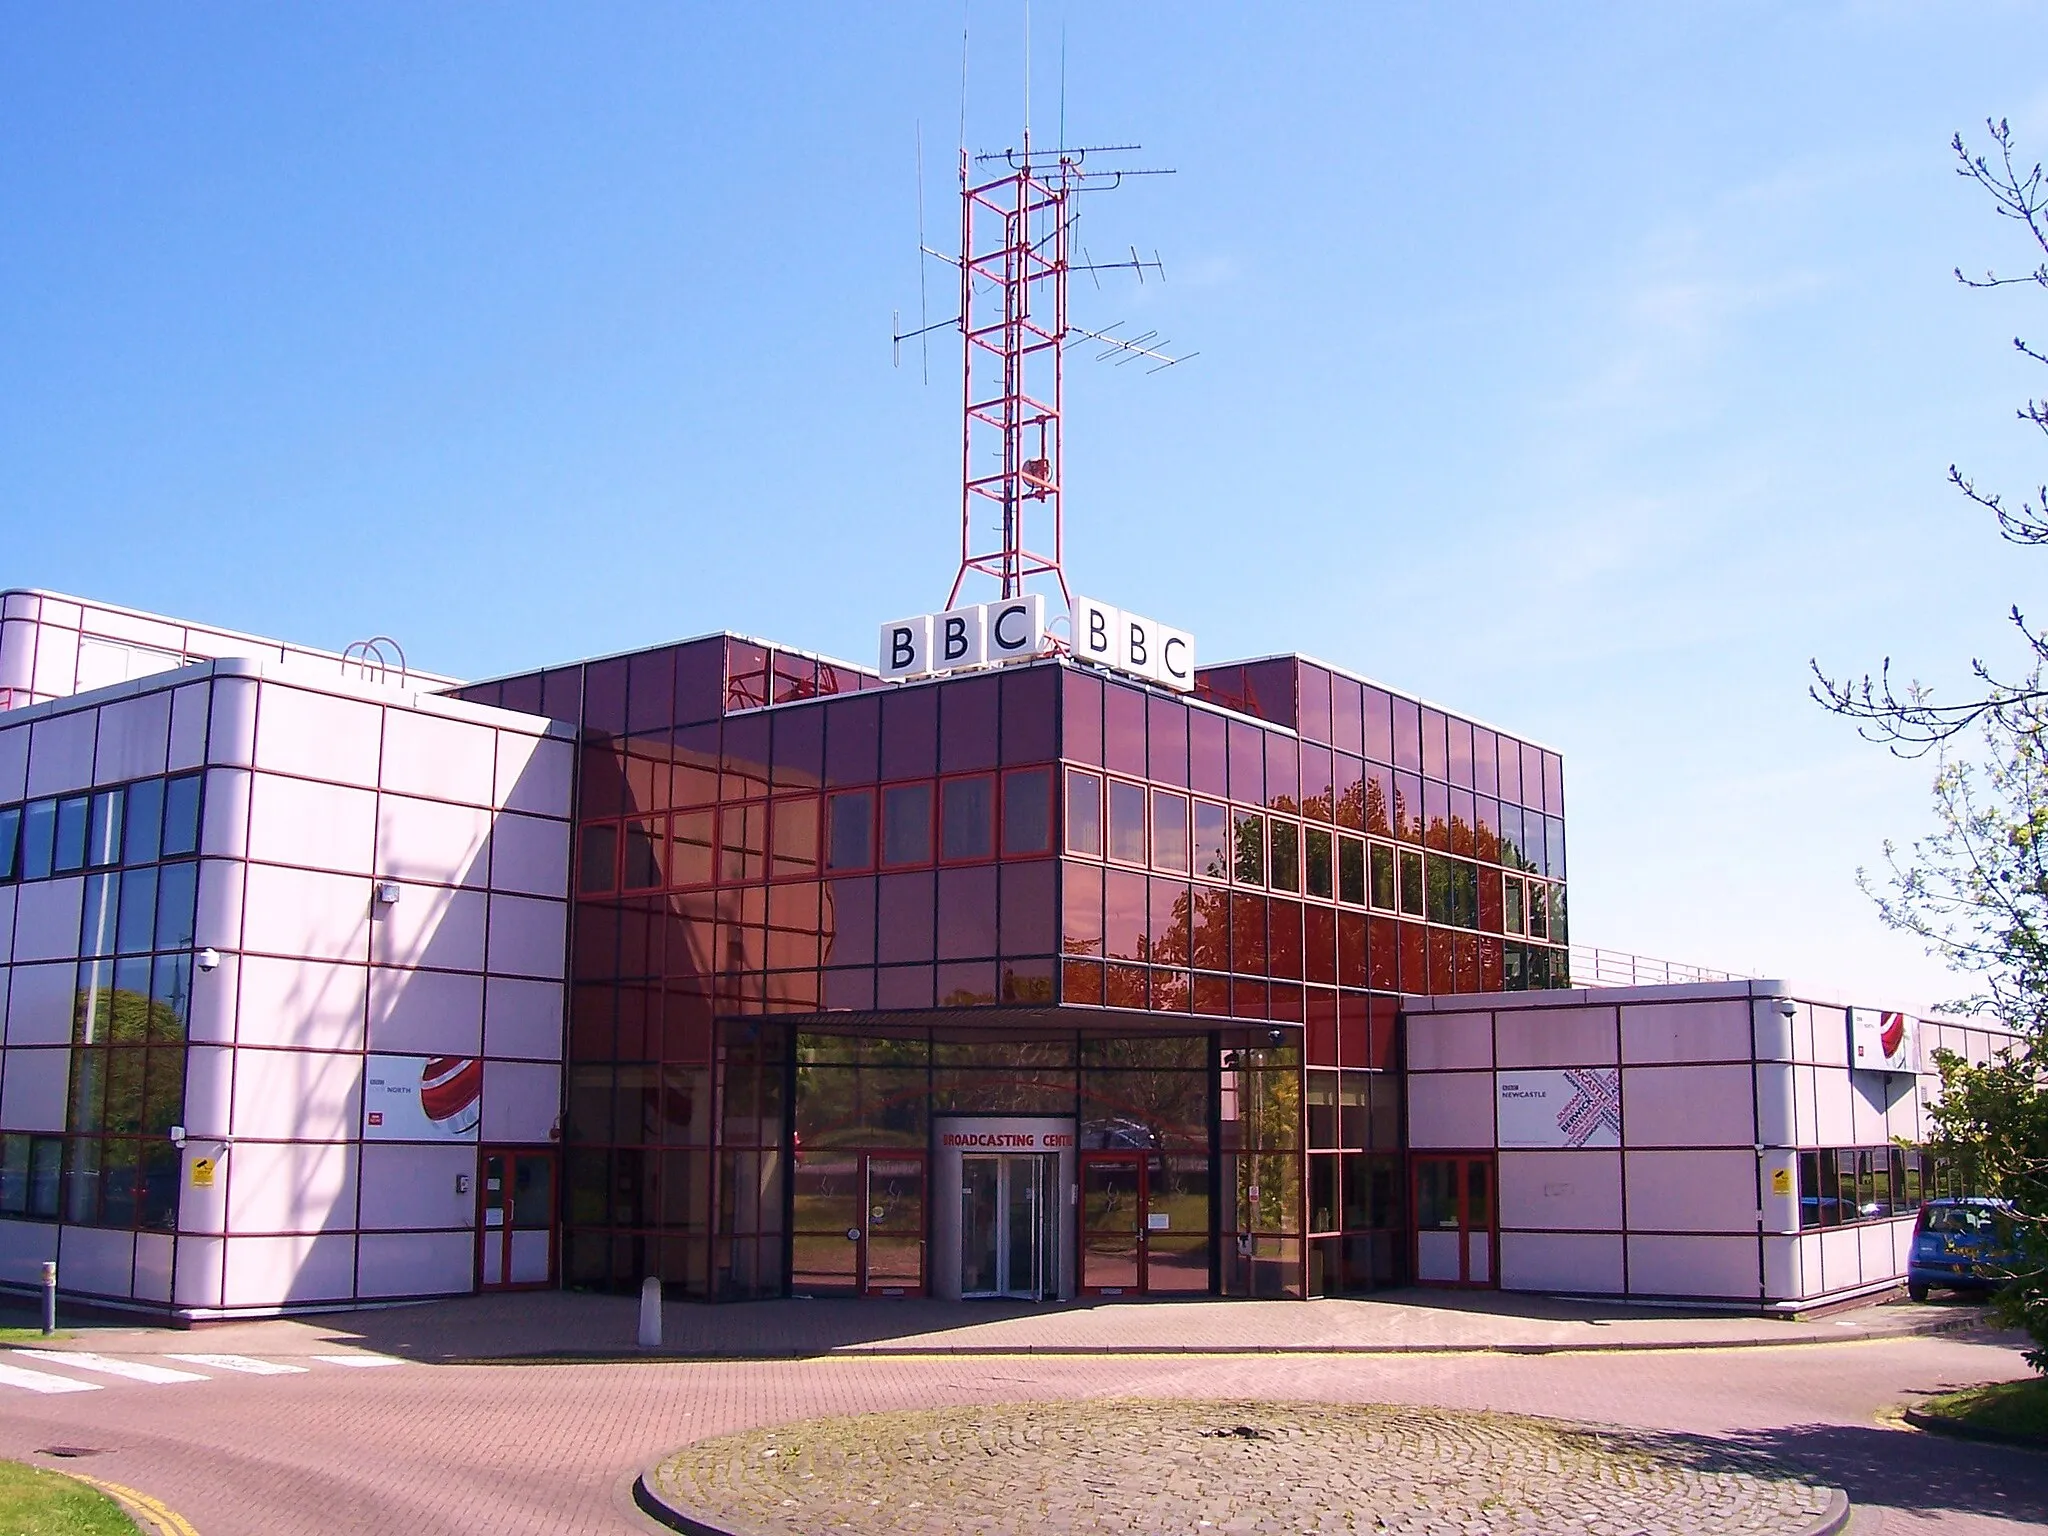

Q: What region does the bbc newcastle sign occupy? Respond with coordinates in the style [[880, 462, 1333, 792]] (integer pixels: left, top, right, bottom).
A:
[[879, 594, 1194, 693]]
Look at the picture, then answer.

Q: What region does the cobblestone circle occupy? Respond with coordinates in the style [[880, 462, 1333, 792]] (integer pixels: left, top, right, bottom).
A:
[[644, 1399, 1842, 1536]]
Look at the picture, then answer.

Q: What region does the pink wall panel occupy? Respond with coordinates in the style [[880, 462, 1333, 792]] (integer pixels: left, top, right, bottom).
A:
[[367, 967, 484, 1056], [370, 884, 487, 971], [1498, 1149, 1622, 1230], [496, 732, 574, 815], [358, 1144, 479, 1231], [221, 1234, 356, 1306], [486, 812, 571, 898], [0, 725, 26, 798], [228, 1046, 360, 1142], [1624, 1149, 1757, 1233], [1407, 1012, 1493, 1071], [1619, 1000, 1753, 1064], [168, 683, 209, 770], [4, 961, 74, 1046], [1498, 1232, 1625, 1293], [0, 1220, 59, 1289], [234, 956, 367, 1050], [0, 1046, 67, 1131], [224, 1141, 357, 1236], [204, 677, 259, 768], [1619, 1064, 1754, 1147], [1495, 1006, 1616, 1068], [170, 1234, 225, 1309], [53, 1224, 133, 1298], [26, 709, 94, 796], [357, 1231, 475, 1299], [381, 709, 495, 806], [483, 976, 565, 1060], [486, 895, 567, 980], [482, 1060, 561, 1143], [247, 773, 378, 875], [239, 864, 371, 962], [92, 690, 172, 784], [253, 682, 381, 785], [375, 794, 491, 887], [1625, 1234, 1757, 1298], [1405, 1071, 1494, 1149], [10, 878, 81, 962]]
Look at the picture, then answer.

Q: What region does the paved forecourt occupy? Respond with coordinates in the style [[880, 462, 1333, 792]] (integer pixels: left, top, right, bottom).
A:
[[643, 1399, 1844, 1536]]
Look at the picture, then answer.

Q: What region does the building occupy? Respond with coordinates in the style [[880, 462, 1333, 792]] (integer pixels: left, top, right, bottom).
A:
[[0, 587, 2010, 1319]]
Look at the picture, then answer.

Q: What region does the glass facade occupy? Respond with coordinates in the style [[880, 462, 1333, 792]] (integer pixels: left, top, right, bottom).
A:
[[0, 771, 203, 1231], [455, 636, 1570, 1301]]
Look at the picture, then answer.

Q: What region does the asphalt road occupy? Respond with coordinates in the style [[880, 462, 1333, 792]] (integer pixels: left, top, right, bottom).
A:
[[0, 1328, 2040, 1535]]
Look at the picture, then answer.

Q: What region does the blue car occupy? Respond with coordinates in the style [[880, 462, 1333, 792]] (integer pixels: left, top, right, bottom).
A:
[[1907, 1197, 2019, 1302]]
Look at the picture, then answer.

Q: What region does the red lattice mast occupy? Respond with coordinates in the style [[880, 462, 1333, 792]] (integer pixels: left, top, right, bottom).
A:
[[917, 135, 1186, 611]]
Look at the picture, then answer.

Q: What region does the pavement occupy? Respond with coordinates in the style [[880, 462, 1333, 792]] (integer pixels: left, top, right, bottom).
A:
[[9, 1285, 1996, 1363], [0, 1290, 2037, 1535]]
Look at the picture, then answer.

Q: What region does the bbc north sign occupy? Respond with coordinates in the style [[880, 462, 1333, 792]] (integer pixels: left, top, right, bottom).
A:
[[879, 594, 1195, 693]]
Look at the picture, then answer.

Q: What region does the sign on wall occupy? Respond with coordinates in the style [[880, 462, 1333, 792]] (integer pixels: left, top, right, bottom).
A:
[[1847, 1008, 1914, 1073], [363, 1055, 483, 1141], [1496, 1068, 1622, 1149]]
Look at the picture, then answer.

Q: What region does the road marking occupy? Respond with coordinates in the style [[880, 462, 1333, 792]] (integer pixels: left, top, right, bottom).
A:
[[311, 1353, 406, 1368], [13, 1350, 206, 1385], [0, 1362, 101, 1394], [76, 1473, 203, 1536], [164, 1353, 309, 1376]]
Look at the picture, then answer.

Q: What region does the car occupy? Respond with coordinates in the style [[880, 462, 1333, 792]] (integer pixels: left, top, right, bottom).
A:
[[1907, 1196, 2020, 1302]]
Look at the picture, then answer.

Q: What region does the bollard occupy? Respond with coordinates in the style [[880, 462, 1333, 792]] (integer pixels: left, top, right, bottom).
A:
[[41, 1261, 56, 1336], [637, 1275, 663, 1349]]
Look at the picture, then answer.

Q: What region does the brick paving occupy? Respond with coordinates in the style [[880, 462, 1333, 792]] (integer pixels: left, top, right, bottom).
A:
[[0, 1297, 2038, 1535], [646, 1399, 1841, 1535]]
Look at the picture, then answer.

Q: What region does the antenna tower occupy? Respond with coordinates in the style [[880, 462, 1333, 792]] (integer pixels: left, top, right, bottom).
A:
[[899, 133, 1192, 611]]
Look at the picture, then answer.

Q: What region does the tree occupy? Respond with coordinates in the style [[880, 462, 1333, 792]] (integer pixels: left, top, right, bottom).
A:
[[1820, 121, 2048, 1369], [1814, 120, 2048, 750]]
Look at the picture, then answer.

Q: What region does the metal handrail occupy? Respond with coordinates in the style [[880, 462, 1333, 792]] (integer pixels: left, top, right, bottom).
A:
[[1567, 943, 1754, 989]]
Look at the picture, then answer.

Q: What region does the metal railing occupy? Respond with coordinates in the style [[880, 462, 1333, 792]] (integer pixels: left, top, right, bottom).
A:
[[1567, 944, 1754, 989]]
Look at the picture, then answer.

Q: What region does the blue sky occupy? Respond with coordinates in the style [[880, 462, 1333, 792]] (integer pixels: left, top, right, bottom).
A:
[[5, 3, 2047, 1011]]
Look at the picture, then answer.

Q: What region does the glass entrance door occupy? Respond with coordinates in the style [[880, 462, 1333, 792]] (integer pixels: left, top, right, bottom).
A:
[[479, 1147, 557, 1290], [1079, 1151, 1211, 1296], [1412, 1154, 1495, 1287], [960, 1153, 1052, 1300]]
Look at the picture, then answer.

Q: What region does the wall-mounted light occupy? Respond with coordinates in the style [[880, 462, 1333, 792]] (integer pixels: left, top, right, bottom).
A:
[[195, 948, 222, 972], [374, 881, 402, 906]]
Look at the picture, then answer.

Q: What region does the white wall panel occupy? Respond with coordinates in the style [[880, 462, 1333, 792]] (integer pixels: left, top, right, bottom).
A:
[[382, 710, 494, 806], [486, 813, 570, 898], [221, 1233, 356, 1306], [11, 878, 82, 962], [1407, 1013, 1494, 1071], [252, 683, 380, 785], [1620, 1065, 1754, 1148], [170, 1234, 225, 1309], [239, 864, 369, 962], [486, 895, 566, 980], [0, 725, 26, 801], [359, 1143, 479, 1231], [187, 952, 239, 1044], [167, 683, 210, 770], [497, 733, 573, 816], [1498, 1150, 1622, 1231], [192, 858, 246, 953], [366, 967, 483, 1055], [1626, 1234, 1757, 1298], [483, 976, 563, 1060], [204, 677, 259, 768], [1405, 1072, 1495, 1148], [357, 1231, 474, 1299], [229, 1047, 360, 1142], [0, 1220, 59, 1287], [131, 1231, 175, 1303], [371, 883, 487, 971], [225, 1140, 358, 1236], [1625, 1150, 1758, 1233], [482, 1060, 560, 1143], [234, 956, 367, 1050], [0, 1047, 68, 1131], [55, 1224, 133, 1298], [5, 961, 75, 1046], [1495, 1006, 1616, 1068], [1620, 1000, 1752, 1064], [92, 691, 172, 785], [199, 767, 251, 859], [247, 773, 376, 875], [375, 794, 490, 886], [27, 710, 95, 797], [29, 625, 77, 699], [1499, 1232, 1625, 1293]]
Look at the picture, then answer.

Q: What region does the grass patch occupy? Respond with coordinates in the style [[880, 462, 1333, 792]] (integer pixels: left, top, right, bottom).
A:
[[0, 1459, 136, 1535], [1917, 1377, 2048, 1445], [0, 1328, 69, 1343]]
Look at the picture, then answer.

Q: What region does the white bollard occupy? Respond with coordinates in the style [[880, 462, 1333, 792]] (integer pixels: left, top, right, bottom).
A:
[[638, 1275, 663, 1349]]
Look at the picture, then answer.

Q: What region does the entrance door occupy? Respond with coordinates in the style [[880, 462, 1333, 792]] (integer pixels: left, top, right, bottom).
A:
[[960, 1154, 1053, 1299], [479, 1147, 557, 1289], [862, 1156, 925, 1296], [1079, 1151, 1211, 1296], [1412, 1155, 1495, 1287]]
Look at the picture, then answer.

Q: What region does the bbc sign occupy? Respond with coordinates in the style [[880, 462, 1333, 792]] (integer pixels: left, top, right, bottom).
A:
[[878, 593, 1194, 692]]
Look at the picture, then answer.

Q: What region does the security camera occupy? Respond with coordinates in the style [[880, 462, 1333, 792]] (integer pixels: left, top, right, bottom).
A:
[[1267, 1028, 1285, 1047], [195, 948, 221, 972], [1775, 1001, 1797, 1018]]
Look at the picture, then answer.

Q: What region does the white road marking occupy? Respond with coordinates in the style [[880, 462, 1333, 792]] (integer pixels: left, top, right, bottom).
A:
[[165, 1353, 309, 1376], [0, 1361, 102, 1395], [12, 1350, 205, 1385], [311, 1353, 406, 1368]]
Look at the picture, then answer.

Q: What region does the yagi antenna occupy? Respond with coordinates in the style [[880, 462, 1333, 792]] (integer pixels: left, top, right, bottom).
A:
[[892, 132, 1196, 610]]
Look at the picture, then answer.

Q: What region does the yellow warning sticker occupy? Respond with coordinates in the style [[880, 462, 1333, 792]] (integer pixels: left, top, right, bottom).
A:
[[1769, 1168, 1792, 1196], [191, 1157, 216, 1189]]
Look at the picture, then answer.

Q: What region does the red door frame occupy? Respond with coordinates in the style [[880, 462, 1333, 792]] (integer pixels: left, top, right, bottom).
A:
[[1409, 1153, 1497, 1289], [478, 1145, 559, 1291], [1079, 1150, 1153, 1297]]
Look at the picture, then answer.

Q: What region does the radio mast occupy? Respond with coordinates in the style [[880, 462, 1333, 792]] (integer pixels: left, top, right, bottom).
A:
[[897, 132, 1192, 613]]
